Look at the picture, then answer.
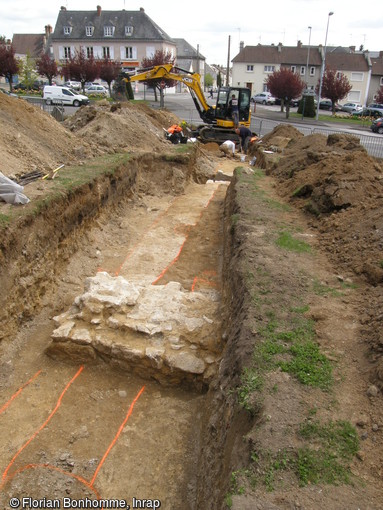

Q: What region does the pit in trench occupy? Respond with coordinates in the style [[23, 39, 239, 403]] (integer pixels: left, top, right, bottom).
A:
[[0, 156, 231, 509]]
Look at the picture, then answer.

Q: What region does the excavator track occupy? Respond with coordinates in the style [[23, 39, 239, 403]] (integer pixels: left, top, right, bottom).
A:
[[198, 126, 240, 145]]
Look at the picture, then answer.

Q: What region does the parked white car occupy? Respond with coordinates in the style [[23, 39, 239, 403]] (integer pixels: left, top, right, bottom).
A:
[[85, 85, 109, 96], [43, 86, 90, 106], [251, 92, 276, 105]]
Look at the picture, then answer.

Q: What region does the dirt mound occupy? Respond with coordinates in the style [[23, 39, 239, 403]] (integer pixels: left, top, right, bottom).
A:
[[0, 93, 95, 179], [63, 102, 181, 154], [259, 123, 304, 146], [257, 125, 383, 384]]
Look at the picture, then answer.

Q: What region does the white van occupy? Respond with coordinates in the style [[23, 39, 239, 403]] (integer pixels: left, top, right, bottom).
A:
[[43, 86, 90, 107]]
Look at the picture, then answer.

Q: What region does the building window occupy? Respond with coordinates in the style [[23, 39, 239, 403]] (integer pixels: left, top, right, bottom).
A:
[[85, 26, 94, 37], [125, 47, 134, 59], [63, 26, 72, 35], [300, 66, 305, 75], [104, 26, 114, 37], [291, 65, 296, 73], [310, 66, 315, 76], [64, 47, 71, 59], [103, 47, 110, 58], [264, 65, 275, 73], [86, 47, 94, 58], [351, 72, 363, 81], [125, 25, 133, 36], [348, 90, 361, 102], [380, 77, 383, 86], [246, 65, 254, 72]]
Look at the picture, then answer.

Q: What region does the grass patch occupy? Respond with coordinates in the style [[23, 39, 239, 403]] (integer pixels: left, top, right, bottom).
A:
[[279, 339, 333, 389], [0, 213, 11, 227], [237, 367, 263, 414], [276, 230, 311, 253], [254, 317, 333, 390], [251, 419, 358, 490]]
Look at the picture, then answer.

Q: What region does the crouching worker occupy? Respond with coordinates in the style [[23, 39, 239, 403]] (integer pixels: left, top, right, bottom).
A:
[[166, 124, 187, 144], [235, 126, 257, 154]]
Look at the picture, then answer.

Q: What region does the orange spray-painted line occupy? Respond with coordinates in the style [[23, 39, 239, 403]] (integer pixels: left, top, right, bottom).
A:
[[0, 463, 101, 499], [0, 370, 42, 416], [90, 385, 145, 487], [151, 239, 187, 285], [191, 277, 218, 292], [2, 365, 84, 482]]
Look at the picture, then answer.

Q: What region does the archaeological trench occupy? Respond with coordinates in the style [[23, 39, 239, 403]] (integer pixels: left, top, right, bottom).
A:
[[1, 97, 383, 510]]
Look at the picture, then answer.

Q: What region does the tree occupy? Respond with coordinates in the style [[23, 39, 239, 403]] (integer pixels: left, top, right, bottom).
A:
[[0, 42, 20, 91], [20, 53, 38, 88], [266, 68, 305, 118], [316, 67, 352, 114], [204, 73, 213, 89], [36, 53, 58, 85], [98, 58, 121, 97], [140, 49, 176, 107], [375, 86, 383, 104], [61, 50, 99, 93], [217, 72, 222, 88]]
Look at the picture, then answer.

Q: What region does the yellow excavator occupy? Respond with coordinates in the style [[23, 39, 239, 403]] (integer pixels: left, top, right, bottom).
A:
[[124, 64, 251, 144]]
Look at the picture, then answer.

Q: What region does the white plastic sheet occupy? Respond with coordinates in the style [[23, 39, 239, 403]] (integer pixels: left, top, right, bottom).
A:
[[0, 172, 30, 204]]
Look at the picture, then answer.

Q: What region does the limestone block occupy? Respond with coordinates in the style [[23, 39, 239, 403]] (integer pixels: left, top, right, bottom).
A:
[[165, 351, 205, 374], [71, 328, 93, 345], [81, 272, 141, 308], [51, 321, 75, 341]]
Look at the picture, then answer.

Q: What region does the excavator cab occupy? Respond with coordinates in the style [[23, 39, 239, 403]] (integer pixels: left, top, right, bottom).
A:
[[215, 87, 251, 127]]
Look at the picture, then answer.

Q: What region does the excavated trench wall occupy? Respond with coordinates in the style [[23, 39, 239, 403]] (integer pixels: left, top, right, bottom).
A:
[[195, 173, 256, 509]]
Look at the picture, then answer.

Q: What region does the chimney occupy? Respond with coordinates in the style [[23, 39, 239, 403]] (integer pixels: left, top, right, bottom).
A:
[[45, 25, 52, 37], [277, 42, 283, 52], [349, 46, 355, 53], [240, 41, 244, 52], [60, 6, 66, 11], [297, 40, 302, 48], [97, 5, 102, 16], [140, 7, 145, 11]]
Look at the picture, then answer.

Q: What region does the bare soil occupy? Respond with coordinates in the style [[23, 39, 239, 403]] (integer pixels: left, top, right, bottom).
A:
[[0, 95, 382, 510]]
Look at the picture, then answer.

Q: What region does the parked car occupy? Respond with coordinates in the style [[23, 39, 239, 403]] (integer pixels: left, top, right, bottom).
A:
[[351, 107, 383, 118], [340, 102, 362, 113], [370, 117, 383, 134], [318, 99, 341, 111], [43, 85, 90, 106], [367, 103, 383, 110], [251, 92, 276, 105], [64, 80, 81, 91], [85, 84, 109, 96], [13, 82, 27, 91]]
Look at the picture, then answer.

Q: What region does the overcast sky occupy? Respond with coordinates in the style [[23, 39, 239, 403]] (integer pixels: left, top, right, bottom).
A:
[[1, 0, 382, 65]]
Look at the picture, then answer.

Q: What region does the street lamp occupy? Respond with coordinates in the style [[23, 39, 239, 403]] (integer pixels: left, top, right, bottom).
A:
[[316, 11, 334, 120], [305, 26, 312, 88], [302, 26, 312, 118]]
